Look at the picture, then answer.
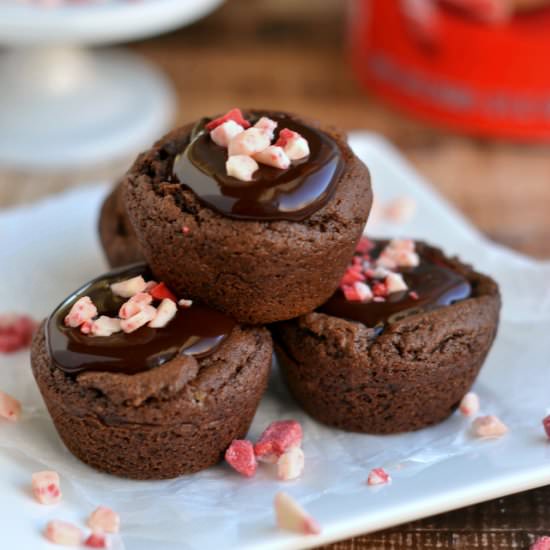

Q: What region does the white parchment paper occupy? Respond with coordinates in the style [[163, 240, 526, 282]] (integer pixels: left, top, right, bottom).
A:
[[0, 133, 549, 550]]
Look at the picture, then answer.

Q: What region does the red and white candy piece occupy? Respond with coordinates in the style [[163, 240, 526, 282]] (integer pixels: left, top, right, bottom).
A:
[[274, 492, 321, 535], [543, 415, 550, 439], [277, 446, 305, 481], [254, 116, 278, 139], [226, 155, 259, 182], [210, 120, 244, 148], [88, 506, 120, 533], [342, 281, 373, 303], [0, 389, 21, 422], [149, 282, 177, 303], [44, 520, 82, 546], [120, 305, 157, 334], [385, 272, 408, 294], [88, 316, 122, 337], [32, 470, 62, 505], [64, 297, 98, 328], [110, 276, 147, 298], [275, 129, 310, 160], [119, 292, 153, 320], [384, 196, 417, 224], [84, 533, 110, 548], [228, 128, 271, 157], [0, 313, 37, 353], [178, 298, 193, 308], [459, 392, 480, 417], [531, 536, 550, 550], [367, 467, 391, 486], [254, 420, 303, 463], [205, 108, 251, 131], [254, 146, 290, 170], [377, 239, 419, 269], [148, 299, 177, 329], [225, 439, 257, 478], [472, 415, 508, 438]]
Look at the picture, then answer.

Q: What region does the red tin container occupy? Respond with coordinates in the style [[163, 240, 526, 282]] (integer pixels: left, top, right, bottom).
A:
[[349, 0, 550, 140]]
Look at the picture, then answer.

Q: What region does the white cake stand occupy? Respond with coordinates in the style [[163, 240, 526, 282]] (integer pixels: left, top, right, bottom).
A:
[[0, 0, 224, 168]]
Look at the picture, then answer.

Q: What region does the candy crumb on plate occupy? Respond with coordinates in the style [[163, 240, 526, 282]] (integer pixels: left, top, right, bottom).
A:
[[459, 392, 480, 417], [0, 390, 21, 422], [225, 440, 257, 478], [367, 467, 391, 486], [471, 415, 508, 438], [31, 470, 62, 505], [87, 506, 120, 533], [44, 520, 82, 546], [274, 492, 321, 535]]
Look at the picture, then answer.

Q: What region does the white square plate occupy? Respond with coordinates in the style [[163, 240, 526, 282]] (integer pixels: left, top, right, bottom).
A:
[[1, 133, 549, 550]]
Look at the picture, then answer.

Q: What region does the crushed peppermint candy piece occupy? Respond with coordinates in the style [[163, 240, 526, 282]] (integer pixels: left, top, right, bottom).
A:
[[32, 470, 62, 505], [88, 316, 122, 337], [0, 390, 21, 422], [531, 536, 550, 550], [64, 297, 98, 328], [88, 506, 120, 533], [275, 129, 310, 160], [277, 447, 305, 481], [226, 155, 259, 182], [377, 239, 420, 269], [228, 128, 271, 157], [210, 120, 244, 148], [148, 298, 177, 329], [120, 305, 157, 334], [178, 299, 193, 308], [149, 282, 177, 303], [254, 145, 291, 169], [0, 314, 37, 353], [84, 533, 110, 548], [385, 272, 408, 294], [383, 196, 417, 224], [459, 392, 480, 417], [205, 108, 251, 131], [110, 276, 147, 298], [274, 492, 321, 535], [542, 415, 550, 439], [255, 420, 303, 463], [472, 415, 508, 438], [409, 291, 419, 300], [225, 439, 257, 477], [367, 467, 391, 486], [118, 292, 153, 320], [44, 520, 82, 546], [254, 116, 278, 139]]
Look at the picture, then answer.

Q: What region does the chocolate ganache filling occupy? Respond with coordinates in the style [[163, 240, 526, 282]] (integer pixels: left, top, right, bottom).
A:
[[319, 242, 472, 329], [47, 264, 236, 376], [172, 111, 345, 221]]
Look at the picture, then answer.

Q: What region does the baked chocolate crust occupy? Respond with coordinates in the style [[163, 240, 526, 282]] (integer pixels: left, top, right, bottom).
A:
[[272, 243, 501, 434], [98, 183, 143, 268], [31, 322, 272, 479], [123, 112, 372, 324]]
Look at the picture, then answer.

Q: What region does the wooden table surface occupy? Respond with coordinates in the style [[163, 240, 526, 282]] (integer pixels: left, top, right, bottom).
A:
[[1, 1, 549, 548]]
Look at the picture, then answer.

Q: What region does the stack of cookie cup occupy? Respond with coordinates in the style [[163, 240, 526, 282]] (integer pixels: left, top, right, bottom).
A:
[[31, 109, 499, 480]]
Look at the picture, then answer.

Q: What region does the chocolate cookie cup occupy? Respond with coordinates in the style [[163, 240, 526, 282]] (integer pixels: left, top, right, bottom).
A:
[[98, 183, 143, 268], [123, 109, 372, 324], [31, 264, 272, 479], [272, 239, 500, 434]]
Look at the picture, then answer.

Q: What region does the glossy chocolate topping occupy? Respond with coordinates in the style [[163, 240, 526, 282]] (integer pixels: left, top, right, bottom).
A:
[[47, 264, 236, 376], [319, 244, 472, 329], [172, 111, 345, 221]]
